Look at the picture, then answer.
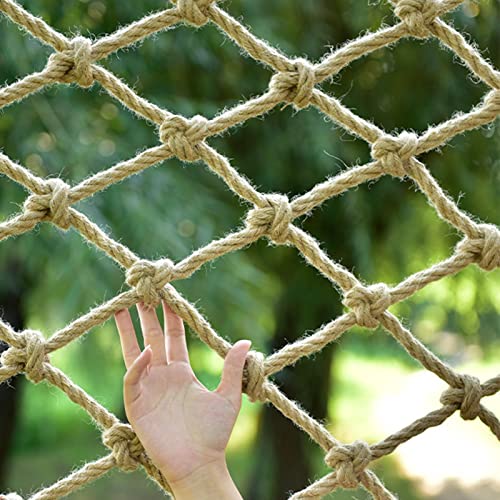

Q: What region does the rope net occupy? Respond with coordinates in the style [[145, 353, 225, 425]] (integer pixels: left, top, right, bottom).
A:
[[0, 0, 498, 498]]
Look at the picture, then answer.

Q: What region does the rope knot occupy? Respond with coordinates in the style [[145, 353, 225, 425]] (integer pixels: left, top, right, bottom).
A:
[[371, 132, 419, 178], [0, 329, 48, 384], [440, 374, 482, 420], [245, 194, 293, 245], [325, 440, 372, 489], [126, 258, 175, 308], [455, 224, 500, 271], [395, 0, 439, 39], [23, 178, 72, 230], [102, 423, 143, 472], [173, 0, 215, 27], [243, 350, 267, 403], [269, 58, 316, 110], [343, 283, 391, 329], [46, 36, 94, 88], [159, 114, 209, 162]]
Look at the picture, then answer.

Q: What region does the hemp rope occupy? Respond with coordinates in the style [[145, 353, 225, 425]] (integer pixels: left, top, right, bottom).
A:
[[0, 0, 499, 498]]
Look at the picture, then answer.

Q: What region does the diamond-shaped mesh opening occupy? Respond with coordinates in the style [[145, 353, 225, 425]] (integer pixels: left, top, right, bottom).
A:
[[331, 37, 490, 132], [321, 173, 462, 281], [0, 0, 499, 499], [107, 24, 272, 114], [2, 91, 156, 182], [214, 105, 373, 197], [97, 159, 244, 258]]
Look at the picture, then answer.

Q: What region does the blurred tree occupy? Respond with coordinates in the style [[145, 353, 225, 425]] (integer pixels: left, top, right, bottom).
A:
[[0, 257, 34, 487], [0, 0, 498, 497]]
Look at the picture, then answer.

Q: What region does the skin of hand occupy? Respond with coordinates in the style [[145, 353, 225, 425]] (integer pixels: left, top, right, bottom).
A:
[[114, 300, 251, 498]]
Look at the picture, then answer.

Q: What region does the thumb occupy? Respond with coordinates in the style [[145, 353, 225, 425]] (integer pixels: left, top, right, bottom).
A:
[[216, 340, 252, 410]]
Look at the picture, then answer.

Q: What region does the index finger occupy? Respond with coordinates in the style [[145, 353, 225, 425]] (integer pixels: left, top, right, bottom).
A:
[[162, 300, 189, 364]]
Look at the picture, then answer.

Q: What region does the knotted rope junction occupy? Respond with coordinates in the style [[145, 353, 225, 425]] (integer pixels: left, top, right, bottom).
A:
[[0, 0, 499, 498]]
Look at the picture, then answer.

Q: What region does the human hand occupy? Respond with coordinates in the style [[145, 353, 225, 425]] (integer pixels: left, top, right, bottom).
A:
[[114, 300, 250, 497]]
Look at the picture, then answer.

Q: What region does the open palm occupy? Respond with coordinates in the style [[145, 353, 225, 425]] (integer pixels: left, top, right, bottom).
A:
[[114, 300, 251, 485]]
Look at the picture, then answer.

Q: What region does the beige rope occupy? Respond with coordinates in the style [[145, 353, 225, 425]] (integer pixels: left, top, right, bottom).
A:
[[0, 0, 498, 498]]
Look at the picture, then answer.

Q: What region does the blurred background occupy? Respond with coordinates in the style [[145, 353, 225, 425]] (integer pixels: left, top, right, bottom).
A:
[[0, 0, 499, 498]]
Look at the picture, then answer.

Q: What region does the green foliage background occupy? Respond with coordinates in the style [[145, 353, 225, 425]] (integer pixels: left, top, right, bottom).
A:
[[0, 0, 498, 498]]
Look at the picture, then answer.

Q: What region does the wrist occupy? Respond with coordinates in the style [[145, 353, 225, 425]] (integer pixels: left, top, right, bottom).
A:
[[166, 459, 241, 500]]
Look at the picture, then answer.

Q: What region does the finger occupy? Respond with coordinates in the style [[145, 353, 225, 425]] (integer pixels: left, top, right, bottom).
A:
[[136, 302, 167, 366], [162, 300, 189, 364], [216, 340, 252, 409], [124, 346, 152, 407], [114, 308, 141, 370]]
